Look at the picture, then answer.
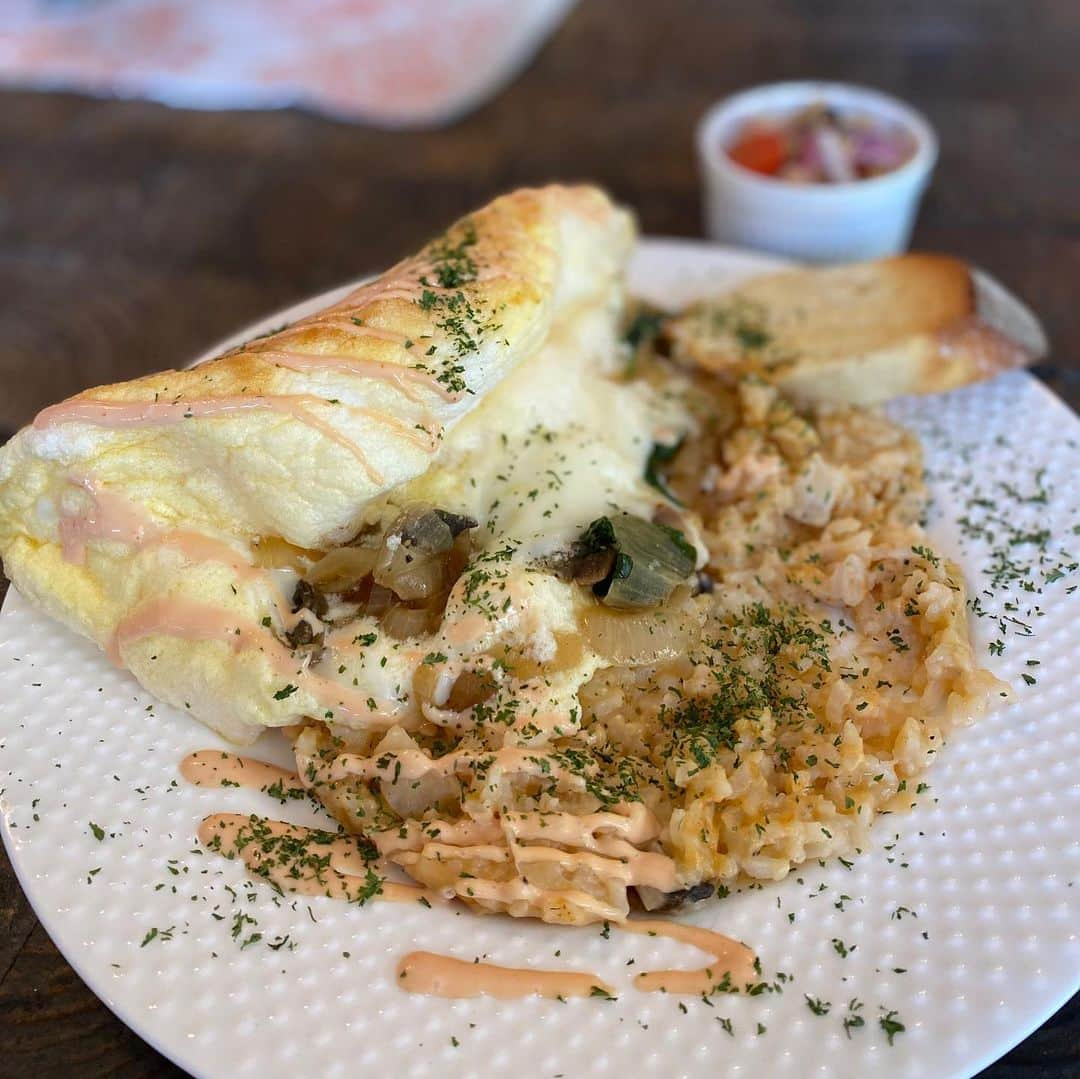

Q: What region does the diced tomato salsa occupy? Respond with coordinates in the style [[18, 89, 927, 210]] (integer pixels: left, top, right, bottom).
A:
[[726, 104, 916, 184]]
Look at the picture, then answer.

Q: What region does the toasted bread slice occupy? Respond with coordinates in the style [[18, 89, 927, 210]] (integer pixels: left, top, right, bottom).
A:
[[666, 254, 1045, 406]]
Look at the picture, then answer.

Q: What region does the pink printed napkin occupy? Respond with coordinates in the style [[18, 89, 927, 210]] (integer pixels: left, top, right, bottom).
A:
[[0, 0, 577, 128]]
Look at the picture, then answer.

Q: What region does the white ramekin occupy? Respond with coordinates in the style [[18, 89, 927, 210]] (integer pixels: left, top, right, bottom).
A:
[[697, 81, 938, 262]]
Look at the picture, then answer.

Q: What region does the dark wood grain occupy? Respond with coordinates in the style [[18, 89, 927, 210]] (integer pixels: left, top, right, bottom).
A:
[[0, 1, 1077, 1074]]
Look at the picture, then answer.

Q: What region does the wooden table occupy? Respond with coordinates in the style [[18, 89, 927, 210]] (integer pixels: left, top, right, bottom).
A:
[[0, 1, 1077, 1074]]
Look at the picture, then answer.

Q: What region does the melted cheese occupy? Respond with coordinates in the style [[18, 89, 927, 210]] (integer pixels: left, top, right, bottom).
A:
[[401, 303, 692, 559], [370, 301, 698, 716]]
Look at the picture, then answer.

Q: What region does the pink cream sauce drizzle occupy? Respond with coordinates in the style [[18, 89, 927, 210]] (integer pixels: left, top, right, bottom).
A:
[[59, 478, 304, 639], [183, 750, 437, 905], [318, 261, 523, 317], [250, 347, 455, 407], [33, 255, 526, 532], [58, 478, 158, 563], [230, 257, 531, 404], [115, 598, 403, 726], [60, 477, 263, 579], [56, 481, 405, 722], [34, 395, 383, 482], [395, 952, 615, 1001], [34, 248, 533, 467], [241, 258, 535, 410], [196, 813, 432, 905], [182, 748, 759, 1001]]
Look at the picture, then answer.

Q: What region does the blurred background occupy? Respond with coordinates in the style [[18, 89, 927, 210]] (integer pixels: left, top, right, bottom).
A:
[[0, 0, 1077, 1074]]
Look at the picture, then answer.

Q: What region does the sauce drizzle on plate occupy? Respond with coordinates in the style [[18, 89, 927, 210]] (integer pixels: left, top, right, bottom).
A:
[[396, 951, 614, 1000], [181, 747, 759, 1000]]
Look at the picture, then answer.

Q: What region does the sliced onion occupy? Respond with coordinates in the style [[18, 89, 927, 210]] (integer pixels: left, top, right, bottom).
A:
[[370, 729, 459, 819], [399, 509, 455, 553], [445, 668, 498, 712], [815, 127, 855, 183], [364, 583, 395, 617], [380, 603, 435, 640], [252, 536, 324, 572], [852, 130, 907, 170], [581, 599, 701, 665], [374, 542, 448, 601], [307, 545, 379, 590], [636, 885, 670, 912], [372, 507, 460, 601]]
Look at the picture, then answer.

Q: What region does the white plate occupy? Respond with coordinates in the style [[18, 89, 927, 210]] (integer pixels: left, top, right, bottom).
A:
[[2, 239, 1078, 1079]]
